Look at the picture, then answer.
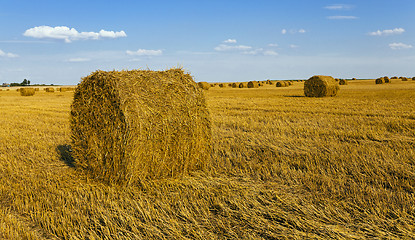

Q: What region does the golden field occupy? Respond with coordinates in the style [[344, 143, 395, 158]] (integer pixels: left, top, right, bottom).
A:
[[1, 79, 414, 239]]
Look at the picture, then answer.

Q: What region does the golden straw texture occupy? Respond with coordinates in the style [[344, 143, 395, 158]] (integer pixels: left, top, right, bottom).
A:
[[70, 68, 212, 185], [304, 75, 339, 97]]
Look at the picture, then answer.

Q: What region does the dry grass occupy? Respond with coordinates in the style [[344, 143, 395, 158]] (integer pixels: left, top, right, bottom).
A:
[[1, 79, 415, 239]]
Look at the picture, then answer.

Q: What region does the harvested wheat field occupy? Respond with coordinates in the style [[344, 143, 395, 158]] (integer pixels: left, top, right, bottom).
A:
[[1, 78, 415, 239]]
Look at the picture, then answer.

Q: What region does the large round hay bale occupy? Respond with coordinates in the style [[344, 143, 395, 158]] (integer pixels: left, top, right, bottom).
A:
[[231, 83, 238, 88], [383, 76, 390, 83], [375, 78, 385, 84], [304, 75, 339, 97], [412, 77, 415, 81], [247, 81, 259, 88], [239, 82, 248, 88], [339, 79, 348, 85], [198, 82, 210, 90], [20, 88, 35, 96], [70, 68, 212, 185], [402, 77, 408, 81], [45, 87, 55, 92], [276, 81, 284, 87]]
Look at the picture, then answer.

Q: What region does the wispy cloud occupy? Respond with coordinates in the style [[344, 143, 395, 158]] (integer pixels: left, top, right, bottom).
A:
[[214, 44, 252, 51], [126, 49, 163, 56], [223, 39, 237, 43], [263, 50, 278, 56], [324, 4, 354, 10], [0, 49, 18, 58], [327, 16, 358, 20], [389, 42, 413, 50], [23, 26, 127, 43], [68, 58, 91, 62], [282, 28, 306, 34], [368, 28, 405, 36], [268, 43, 278, 47]]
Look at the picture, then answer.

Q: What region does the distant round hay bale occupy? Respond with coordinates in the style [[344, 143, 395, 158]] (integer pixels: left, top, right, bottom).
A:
[[304, 75, 339, 97], [375, 78, 385, 84], [45, 87, 55, 92], [412, 77, 415, 81], [20, 88, 35, 96], [34, 88, 39, 91], [276, 81, 284, 87], [60, 87, 74, 92], [198, 82, 210, 90], [247, 81, 259, 88], [339, 79, 348, 85], [71, 68, 212, 185], [283, 81, 289, 87], [402, 77, 408, 81], [287, 81, 293, 86], [231, 83, 238, 88], [219, 83, 227, 88], [383, 76, 390, 83], [352, 78, 356, 80], [391, 76, 398, 79], [228, 83, 233, 87], [266, 80, 272, 85], [239, 82, 248, 88]]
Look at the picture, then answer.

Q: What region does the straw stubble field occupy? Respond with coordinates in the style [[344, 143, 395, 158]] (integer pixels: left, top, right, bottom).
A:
[[0, 79, 414, 239]]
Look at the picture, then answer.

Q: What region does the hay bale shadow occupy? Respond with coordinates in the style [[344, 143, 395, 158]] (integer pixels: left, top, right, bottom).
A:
[[56, 144, 75, 168]]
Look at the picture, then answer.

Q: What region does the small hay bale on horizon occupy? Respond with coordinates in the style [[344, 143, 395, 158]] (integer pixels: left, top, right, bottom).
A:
[[339, 79, 348, 85], [402, 77, 408, 81], [247, 81, 259, 88], [71, 68, 212, 185], [20, 88, 35, 96], [45, 87, 55, 92], [304, 75, 339, 97], [198, 82, 210, 90], [219, 83, 227, 88], [375, 78, 385, 84], [239, 82, 248, 88], [276, 81, 284, 87], [231, 83, 238, 88]]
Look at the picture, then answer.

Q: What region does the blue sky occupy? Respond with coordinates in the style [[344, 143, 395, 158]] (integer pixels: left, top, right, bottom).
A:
[[0, 0, 414, 84]]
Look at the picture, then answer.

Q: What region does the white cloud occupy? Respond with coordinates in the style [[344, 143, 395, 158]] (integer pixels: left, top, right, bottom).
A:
[[324, 4, 353, 10], [327, 16, 358, 20], [214, 44, 252, 51], [23, 26, 127, 43], [263, 50, 278, 56], [68, 58, 90, 62], [126, 49, 163, 56], [368, 28, 405, 36], [268, 43, 278, 47], [298, 29, 306, 33], [281, 29, 287, 34], [389, 42, 413, 50], [289, 44, 299, 49], [0, 49, 18, 58], [223, 39, 237, 43]]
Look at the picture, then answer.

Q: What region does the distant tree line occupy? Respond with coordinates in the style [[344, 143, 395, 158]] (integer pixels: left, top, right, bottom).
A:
[[10, 79, 31, 86]]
